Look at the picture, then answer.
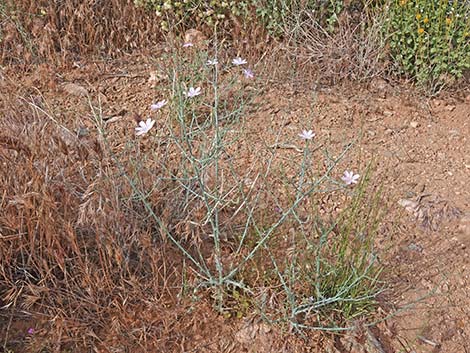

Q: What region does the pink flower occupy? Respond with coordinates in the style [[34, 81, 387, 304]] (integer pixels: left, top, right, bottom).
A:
[[135, 118, 155, 136], [27, 328, 35, 335], [232, 57, 247, 66], [243, 68, 254, 79], [298, 130, 315, 140], [150, 99, 167, 111], [341, 171, 360, 185], [184, 86, 202, 98]]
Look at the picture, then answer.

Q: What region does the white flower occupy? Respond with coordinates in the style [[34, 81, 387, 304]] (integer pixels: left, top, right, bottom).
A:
[[207, 58, 218, 66], [182, 42, 193, 48], [184, 86, 202, 98], [243, 68, 254, 79], [150, 99, 167, 111], [135, 118, 155, 136], [232, 57, 247, 66], [298, 130, 315, 140], [341, 171, 360, 185]]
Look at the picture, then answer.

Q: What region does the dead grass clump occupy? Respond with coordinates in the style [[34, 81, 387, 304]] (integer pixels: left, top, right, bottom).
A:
[[0, 95, 184, 351], [284, 9, 389, 84], [0, 0, 163, 65]]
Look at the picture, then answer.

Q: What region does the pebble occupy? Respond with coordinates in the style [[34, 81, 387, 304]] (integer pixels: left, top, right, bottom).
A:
[[410, 121, 419, 128], [445, 105, 456, 112], [458, 215, 470, 237], [408, 243, 423, 252]]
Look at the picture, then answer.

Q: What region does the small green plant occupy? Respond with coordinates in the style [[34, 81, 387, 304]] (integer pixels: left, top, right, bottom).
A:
[[387, 0, 470, 88], [93, 39, 384, 331]]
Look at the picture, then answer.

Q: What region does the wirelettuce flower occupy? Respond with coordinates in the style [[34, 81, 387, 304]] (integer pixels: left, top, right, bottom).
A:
[[298, 130, 315, 140], [341, 170, 360, 185], [150, 99, 167, 111], [243, 68, 254, 79], [184, 86, 202, 98], [135, 118, 155, 136], [232, 57, 247, 66]]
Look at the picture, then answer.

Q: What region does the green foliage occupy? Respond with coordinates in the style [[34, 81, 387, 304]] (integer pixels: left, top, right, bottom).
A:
[[133, 0, 346, 35], [133, 0, 252, 31], [387, 0, 470, 87]]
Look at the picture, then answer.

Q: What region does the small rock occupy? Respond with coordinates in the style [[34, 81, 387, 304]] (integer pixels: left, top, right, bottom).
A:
[[62, 82, 88, 97], [445, 104, 456, 112], [410, 121, 419, 128], [449, 129, 460, 137], [383, 110, 394, 117], [408, 243, 423, 252], [458, 215, 470, 237]]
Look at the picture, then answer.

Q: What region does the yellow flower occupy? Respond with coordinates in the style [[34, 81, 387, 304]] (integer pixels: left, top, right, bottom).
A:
[[399, 0, 407, 6], [446, 17, 452, 25], [416, 13, 421, 20], [423, 17, 429, 24], [418, 27, 425, 34]]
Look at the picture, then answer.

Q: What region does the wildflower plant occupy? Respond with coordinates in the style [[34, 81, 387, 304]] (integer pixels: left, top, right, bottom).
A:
[[94, 39, 384, 332], [387, 0, 470, 88]]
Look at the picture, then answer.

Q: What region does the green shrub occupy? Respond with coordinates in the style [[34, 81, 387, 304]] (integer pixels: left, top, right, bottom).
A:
[[133, 0, 251, 31], [387, 0, 470, 87], [133, 0, 347, 35]]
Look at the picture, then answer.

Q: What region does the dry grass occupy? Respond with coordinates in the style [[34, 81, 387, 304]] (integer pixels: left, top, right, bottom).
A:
[[283, 8, 389, 84], [0, 91, 189, 351], [0, 0, 163, 65]]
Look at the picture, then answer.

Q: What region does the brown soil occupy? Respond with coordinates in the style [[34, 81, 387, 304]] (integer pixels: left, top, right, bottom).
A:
[[1, 53, 469, 352]]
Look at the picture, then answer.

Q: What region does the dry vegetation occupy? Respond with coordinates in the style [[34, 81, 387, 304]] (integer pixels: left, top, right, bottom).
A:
[[1, 0, 163, 65], [1, 1, 469, 352], [0, 90, 181, 351]]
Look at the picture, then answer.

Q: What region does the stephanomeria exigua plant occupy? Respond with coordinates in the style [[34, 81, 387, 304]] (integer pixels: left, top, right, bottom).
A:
[[94, 38, 384, 332]]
